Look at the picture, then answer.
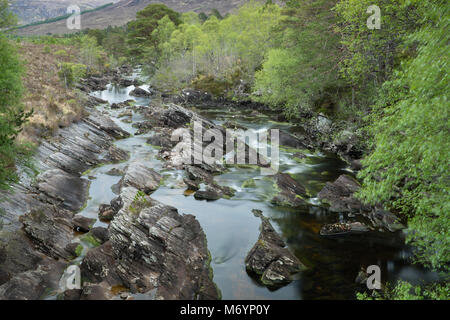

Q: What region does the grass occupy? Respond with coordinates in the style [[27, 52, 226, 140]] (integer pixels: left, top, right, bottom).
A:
[[16, 41, 87, 144]]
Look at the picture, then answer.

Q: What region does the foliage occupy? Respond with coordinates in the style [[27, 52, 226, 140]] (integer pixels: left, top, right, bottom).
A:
[[357, 281, 450, 300], [150, 1, 281, 94], [0, 0, 17, 28], [0, 23, 33, 188], [127, 4, 181, 59], [58, 62, 87, 88], [357, 0, 450, 272], [254, 0, 344, 118]]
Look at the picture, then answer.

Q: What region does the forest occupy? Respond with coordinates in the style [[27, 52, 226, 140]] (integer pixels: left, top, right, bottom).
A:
[[0, 0, 448, 301]]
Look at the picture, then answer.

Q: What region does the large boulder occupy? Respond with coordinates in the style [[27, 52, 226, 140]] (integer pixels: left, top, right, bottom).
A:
[[119, 162, 162, 194], [245, 213, 306, 288], [271, 173, 308, 207], [318, 175, 405, 232], [130, 87, 153, 97]]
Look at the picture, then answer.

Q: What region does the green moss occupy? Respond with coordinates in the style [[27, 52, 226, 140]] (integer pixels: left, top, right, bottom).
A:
[[242, 178, 256, 188], [81, 234, 101, 248], [74, 244, 83, 257]]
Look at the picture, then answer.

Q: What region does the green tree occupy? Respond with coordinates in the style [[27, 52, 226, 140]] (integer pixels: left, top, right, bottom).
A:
[[0, 0, 17, 28], [0, 3, 33, 189], [358, 0, 450, 274], [254, 0, 343, 118], [127, 4, 181, 59]]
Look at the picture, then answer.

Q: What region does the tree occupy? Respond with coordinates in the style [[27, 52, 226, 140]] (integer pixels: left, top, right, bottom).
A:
[[254, 0, 343, 118], [127, 4, 181, 59], [0, 0, 17, 28], [358, 0, 450, 273], [0, 3, 32, 189]]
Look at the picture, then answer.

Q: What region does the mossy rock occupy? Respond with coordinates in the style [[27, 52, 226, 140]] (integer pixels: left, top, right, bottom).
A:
[[242, 178, 256, 188]]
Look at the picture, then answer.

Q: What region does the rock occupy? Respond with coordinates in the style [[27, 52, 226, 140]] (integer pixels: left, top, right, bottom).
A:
[[279, 131, 309, 150], [0, 110, 132, 299], [130, 87, 152, 97], [81, 282, 115, 300], [20, 207, 75, 260], [90, 227, 109, 244], [80, 185, 220, 299], [318, 174, 368, 213], [245, 214, 306, 288], [98, 204, 116, 222], [0, 259, 66, 300], [146, 131, 175, 149], [105, 168, 124, 177], [65, 243, 82, 258], [119, 78, 134, 87], [271, 173, 308, 208], [318, 175, 405, 232], [194, 189, 221, 201], [132, 121, 153, 135], [85, 96, 108, 108], [73, 216, 96, 233], [120, 162, 162, 194], [320, 222, 370, 236], [64, 289, 82, 300], [35, 169, 90, 212], [84, 113, 130, 139], [350, 159, 363, 171], [118, 110, 133, 118]]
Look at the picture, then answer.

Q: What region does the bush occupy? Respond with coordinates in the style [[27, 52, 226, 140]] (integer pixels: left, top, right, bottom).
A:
[[58, 62, 87, 88]]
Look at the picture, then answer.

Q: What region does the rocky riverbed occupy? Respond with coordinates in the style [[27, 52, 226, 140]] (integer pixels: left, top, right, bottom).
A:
[[0, 68, 438, 300]]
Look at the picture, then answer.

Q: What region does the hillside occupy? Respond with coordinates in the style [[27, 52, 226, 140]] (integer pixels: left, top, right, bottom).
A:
[[14, 0, 248, 36], [10, 0, 120, 25]]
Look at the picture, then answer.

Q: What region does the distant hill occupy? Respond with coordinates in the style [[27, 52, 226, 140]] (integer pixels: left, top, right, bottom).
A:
[[13, 0, 249, 36], [10, 0, 120, 25]]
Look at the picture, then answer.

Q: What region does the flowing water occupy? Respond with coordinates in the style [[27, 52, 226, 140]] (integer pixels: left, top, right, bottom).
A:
[[62, 71, 438, 300]]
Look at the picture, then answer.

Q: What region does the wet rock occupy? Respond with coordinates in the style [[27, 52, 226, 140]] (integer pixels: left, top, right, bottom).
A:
[[130, 87, 152, 97], [119, 78, 134, 87], [35, 169, 90, 212], [64, 289, 82, 300], [98, 204, 116, 222], [85, 96, 108, 108], [120, 162, 162, 194], [0, 259, 66, 300], [271, 173, 308, 208], [194, 189, 221, 201], [146, 131, 175, 149], [73, 216, 96, 233], [245, 214, 306, 288], [320, 222, 370, 236], [318, 175, 405, 232], [118, 110, 133, 118], [132, 121, 153, 135], [318, 174, 367, 213], [20, 207, 75, 260], [279, 131, 309, 150], [90, 227, 109, 244], [65, 243, 82, 258], [350, 159, 363, 171], [105, 167, 124, 177], [84, 113, 130, 139]]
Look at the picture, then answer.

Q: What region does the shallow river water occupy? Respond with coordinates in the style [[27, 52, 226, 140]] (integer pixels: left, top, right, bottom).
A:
[[68, 72, 438, 300]]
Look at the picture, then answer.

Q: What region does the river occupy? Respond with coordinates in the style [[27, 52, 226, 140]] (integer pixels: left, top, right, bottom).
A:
[[69, 70, 437, 300]]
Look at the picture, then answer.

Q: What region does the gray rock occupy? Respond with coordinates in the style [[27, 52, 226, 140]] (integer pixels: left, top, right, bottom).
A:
[[130, 87, 152, 97], [245, 214, 306, 288], [271, 173, 308, 208], [120, 162, 162, 194]]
